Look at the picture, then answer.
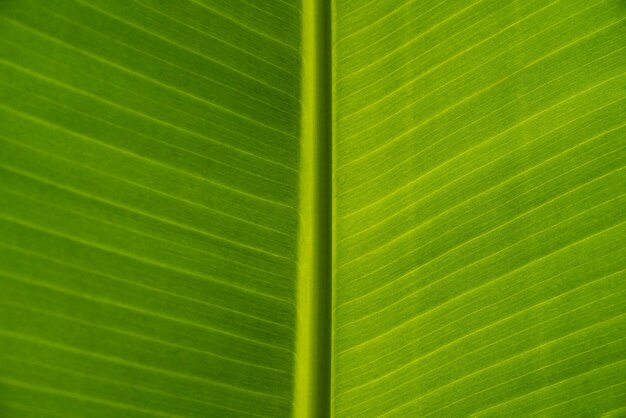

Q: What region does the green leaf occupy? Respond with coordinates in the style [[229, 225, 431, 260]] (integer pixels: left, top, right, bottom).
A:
[[1, 1, 625, 417], [332, 0, 626, 416], [0, 0, 302, 416]]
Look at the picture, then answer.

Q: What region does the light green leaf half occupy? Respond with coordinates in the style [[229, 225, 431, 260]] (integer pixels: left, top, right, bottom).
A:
[[332, 0, 626, 416]]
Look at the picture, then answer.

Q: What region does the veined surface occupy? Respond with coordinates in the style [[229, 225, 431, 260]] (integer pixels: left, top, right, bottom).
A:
[[0, 0, 302, 416], [1, 0, 625, 416], [332, 0, 626, 416]]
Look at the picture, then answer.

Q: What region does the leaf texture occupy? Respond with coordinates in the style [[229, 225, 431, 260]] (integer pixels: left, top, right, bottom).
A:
[[332, 0, 626, 416], [2, 0, 626, 417], [0, 0, 302, 417]]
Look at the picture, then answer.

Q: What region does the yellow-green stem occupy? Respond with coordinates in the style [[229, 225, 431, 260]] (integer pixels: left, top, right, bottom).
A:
[[293, 0, 332, 417]]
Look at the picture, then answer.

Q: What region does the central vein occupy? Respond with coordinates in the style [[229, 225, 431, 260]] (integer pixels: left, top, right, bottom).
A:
[[293, 0, 333, 417]]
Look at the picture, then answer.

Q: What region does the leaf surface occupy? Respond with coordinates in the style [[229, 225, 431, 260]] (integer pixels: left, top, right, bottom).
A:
[[0, 1, 302, 417], [1, 0, 625, 417], [332, 1, 626, 416]]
